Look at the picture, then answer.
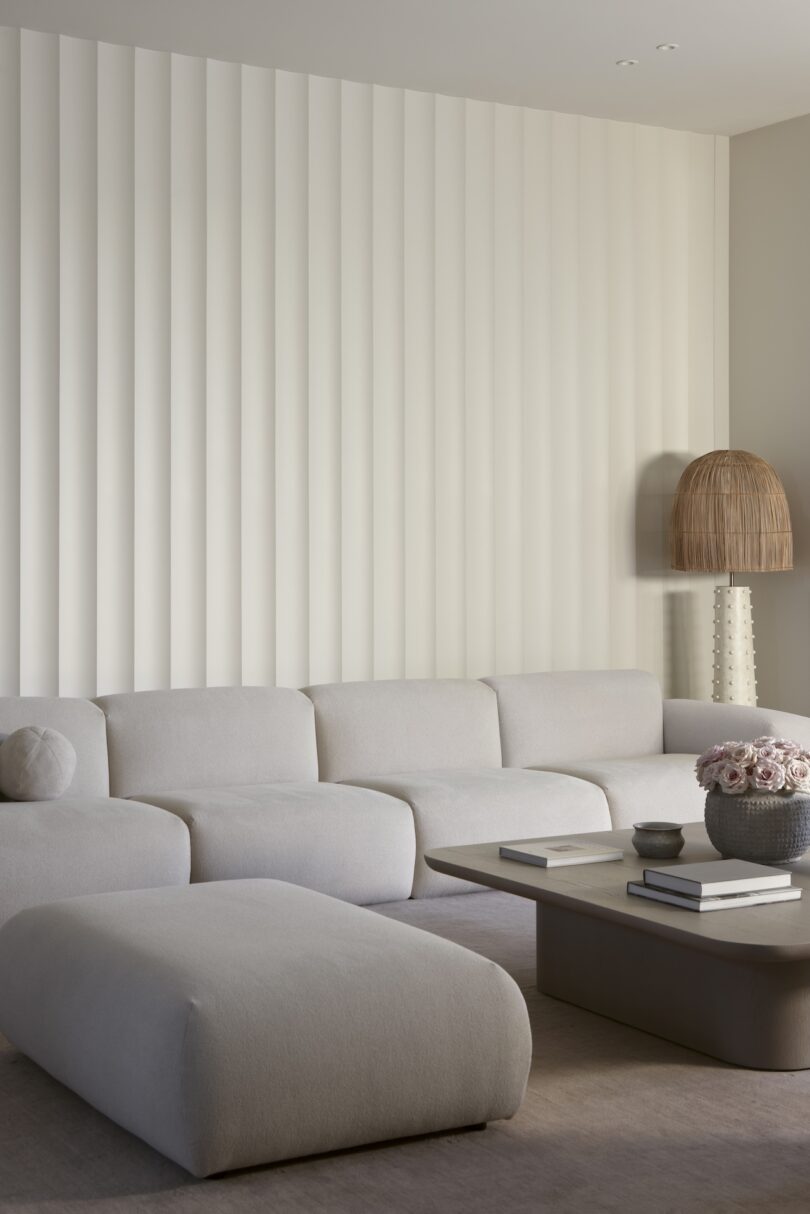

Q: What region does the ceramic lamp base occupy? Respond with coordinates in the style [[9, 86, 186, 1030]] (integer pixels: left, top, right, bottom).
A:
[[712, 585, 757, 706]]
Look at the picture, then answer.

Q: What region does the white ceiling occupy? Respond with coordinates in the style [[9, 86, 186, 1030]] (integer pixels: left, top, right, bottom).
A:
[[1, 0, 810, 135]]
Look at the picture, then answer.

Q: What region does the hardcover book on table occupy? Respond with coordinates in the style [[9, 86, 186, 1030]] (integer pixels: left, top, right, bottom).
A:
[[627, 880, 801, 912], [642, 859, 792, 897], [499, 840, 623, 868]]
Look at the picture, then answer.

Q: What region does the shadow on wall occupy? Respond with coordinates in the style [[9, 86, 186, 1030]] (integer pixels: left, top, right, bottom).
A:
[[635, 451, 691, 579], [635, 452, 712, 700]]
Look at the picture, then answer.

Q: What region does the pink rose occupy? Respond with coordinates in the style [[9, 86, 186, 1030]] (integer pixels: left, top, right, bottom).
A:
[[750, 759, 786, 792], [785, 757, 810, 792], [774, 738, 801, 755], [718, 761, 749, 794], [697, 744, 726, 769], [756, 744, 779, 762], [754, 736, 777, 747], [729, 742, 756, 766], [697, 762, 719, 790]]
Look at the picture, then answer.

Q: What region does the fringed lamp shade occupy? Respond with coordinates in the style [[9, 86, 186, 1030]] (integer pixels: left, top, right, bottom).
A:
[[670, 450, 792, 573]]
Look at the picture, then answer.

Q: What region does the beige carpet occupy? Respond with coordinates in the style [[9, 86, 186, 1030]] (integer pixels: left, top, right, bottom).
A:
[[3, 890, 810, 1213]]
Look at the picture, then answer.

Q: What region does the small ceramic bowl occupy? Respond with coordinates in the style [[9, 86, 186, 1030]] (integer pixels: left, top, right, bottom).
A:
[[631, 821, 685, 859]]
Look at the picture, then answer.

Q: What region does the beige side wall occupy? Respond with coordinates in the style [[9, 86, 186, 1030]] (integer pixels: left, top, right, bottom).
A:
[[731, 113, 810, 714]]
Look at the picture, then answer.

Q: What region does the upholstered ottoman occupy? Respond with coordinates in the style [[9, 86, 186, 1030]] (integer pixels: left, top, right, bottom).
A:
[[0, 879, 531, 1177]]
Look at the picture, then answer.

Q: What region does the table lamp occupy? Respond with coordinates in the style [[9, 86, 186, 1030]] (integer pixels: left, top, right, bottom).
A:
[[670, 449, 792, 705]]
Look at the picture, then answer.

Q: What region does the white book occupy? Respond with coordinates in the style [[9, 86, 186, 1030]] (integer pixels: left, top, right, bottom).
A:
[[499, 840, 623, 868], [643, 859, 792, 897], [628, 880, 802, 912]]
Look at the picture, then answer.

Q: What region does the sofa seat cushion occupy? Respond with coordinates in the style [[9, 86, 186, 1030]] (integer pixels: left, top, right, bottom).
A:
[[134, 782, 415, 904], [531, 754, 703, 829], [0, 798, 190, 930], [344, 768, 611, 897], [0, 880, 532, 1177]]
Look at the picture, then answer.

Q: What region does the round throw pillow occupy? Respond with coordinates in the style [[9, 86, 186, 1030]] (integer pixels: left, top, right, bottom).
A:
[[0, 726, 77, 801]]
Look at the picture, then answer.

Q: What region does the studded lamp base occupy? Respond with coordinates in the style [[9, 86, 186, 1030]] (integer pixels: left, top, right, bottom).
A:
[[712, 584, 756, 706]]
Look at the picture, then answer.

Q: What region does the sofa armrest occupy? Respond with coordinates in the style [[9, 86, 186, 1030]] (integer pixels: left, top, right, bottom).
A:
[[663, 699, 810, 756]]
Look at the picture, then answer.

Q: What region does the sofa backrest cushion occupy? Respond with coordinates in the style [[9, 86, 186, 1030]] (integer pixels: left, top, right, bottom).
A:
[[96, 686, 318, 799], [482, 670, 664, 767], [0, 698, 109, 798], [304, 678, 502, 783]]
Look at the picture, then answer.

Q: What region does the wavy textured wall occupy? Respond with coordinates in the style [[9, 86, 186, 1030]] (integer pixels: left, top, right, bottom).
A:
[[0, 26, 728, 697]]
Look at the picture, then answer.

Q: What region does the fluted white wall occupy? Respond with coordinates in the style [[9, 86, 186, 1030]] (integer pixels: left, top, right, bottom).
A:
[[0, 26, 728, 698]]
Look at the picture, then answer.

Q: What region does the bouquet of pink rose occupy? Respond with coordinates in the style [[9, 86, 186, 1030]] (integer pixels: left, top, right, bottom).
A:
[[695, 737, 810, 796]]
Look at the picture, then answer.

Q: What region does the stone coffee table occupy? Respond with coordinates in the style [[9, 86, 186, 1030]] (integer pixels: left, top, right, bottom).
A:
[[426, 822, 810, 1070]]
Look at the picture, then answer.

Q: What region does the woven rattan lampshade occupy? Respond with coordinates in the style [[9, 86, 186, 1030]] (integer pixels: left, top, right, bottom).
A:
[[670, 449, 792, 573]]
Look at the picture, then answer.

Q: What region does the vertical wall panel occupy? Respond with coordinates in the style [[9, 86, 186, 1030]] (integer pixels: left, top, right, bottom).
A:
[[275, 70, 309, 688], [133, 48, 171, 690], [19, 30, 60, 696], [435, 94, 466, 677], [403, 89, 436, 678], [577, 117, 611, 669], [206, 58, 242, 686], [340, 80, 373, 682], [492, 103, 523, 675], [657, 131, 691, 696], [241, 64, 275, 686], [521, 108, 552, 673], [686, 133, 728, 701], [1, 23, 729, 698], [549, 112, 580, 671], [0, 28, 21, 695], [713, 137, 730, 447], [308, 74, 342, 685], [464, 99, 495, 677], [96, 40, 135, 694], [59, 36, 97, 697], [634, 126, 665, 681], [372, 86, 405, 678], [606, 120, 639, 671], [170, 53, 207, 689]]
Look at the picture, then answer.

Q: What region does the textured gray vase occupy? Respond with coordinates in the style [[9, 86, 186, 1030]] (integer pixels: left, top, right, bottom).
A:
[[705, 789, 810, 864]]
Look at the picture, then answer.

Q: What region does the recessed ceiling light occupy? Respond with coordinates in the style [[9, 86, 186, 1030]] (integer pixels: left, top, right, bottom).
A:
[[615, 58, 639, 67], [656, 43, 679, 51]]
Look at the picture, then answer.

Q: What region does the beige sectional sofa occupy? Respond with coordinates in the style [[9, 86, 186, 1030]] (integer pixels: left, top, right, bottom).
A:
[[3, 669, 810, 926], [3, 668, 810, 1176]]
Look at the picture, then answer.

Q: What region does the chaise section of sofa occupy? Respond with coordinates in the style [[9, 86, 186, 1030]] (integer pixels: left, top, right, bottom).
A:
[[0, 697, 190, 929], [95, 686, 416, 904], [483, 670, 705, 828], [305, 677, 611, 896]]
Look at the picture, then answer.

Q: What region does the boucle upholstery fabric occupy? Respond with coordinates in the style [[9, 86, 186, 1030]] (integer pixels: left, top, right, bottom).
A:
[[0, 697, 108, 797], [0, 798, 189, 929], [137, 781, 415, 903], [664, 698, 810, 755], [96, 686, 318, 799], [483, 670, 664, 767], [305, 678, 502, 783], [0, 727, 76, 801], [0, 880, 532, 1177], [345, 767, 610, 896], [533, 753, 704, 829]]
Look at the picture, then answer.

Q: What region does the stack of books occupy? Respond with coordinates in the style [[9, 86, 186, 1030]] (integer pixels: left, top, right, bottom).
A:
[[627, 859, 803, 912]]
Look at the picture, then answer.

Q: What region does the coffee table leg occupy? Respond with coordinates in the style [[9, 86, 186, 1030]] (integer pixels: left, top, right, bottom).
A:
[[536, 902, 810, 1070]]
